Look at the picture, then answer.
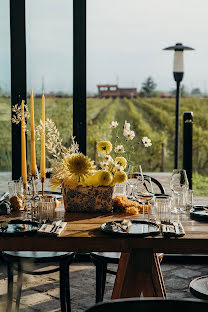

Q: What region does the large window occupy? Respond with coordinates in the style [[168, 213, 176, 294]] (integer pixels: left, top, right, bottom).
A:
[[87, 0, 208, 173], [0, 1, 11, 191], [26, 0, 73, 170]]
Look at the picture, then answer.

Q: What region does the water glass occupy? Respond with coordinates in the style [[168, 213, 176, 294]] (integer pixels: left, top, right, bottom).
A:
[[8, 180, 23, 198], [186, 189, 194, 210], [35, 196, 56, 223], [113, 182, 127, 197], [154, 196, 172, 222], [170, 169, 189, 213]]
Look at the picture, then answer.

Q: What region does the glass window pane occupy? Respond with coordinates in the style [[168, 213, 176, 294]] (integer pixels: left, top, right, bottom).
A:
[[26, 0, 73, 173], [87, 0, 207, 174], [0, 1, 11, 192]]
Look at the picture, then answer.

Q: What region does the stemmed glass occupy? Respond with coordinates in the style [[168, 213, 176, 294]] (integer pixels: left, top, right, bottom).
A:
[[126, 165, 139, 197], [170, 169, 189, 213], [133, 175, 154, 221]]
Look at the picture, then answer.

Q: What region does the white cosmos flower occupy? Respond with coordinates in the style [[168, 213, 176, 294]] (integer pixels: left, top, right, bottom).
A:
[[116, 166, 124, 172], [124, 130, 135, 140], [110, 121, 119, 128], [123, 129, 129, 137], [124, 120, 131, 131], [114, 145, 125, 153], [142, 136, 152, 147], [100, 161, 109, 170], [103, 155, 112, 163]]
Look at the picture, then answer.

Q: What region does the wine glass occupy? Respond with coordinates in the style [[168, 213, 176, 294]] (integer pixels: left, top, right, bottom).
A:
[[126, 165, 139, 197], [133, 175, 154, 221], [170, 169, 189, 213]]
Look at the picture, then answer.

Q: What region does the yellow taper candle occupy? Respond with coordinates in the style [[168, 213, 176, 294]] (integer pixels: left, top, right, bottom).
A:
[[40, 94, 45, 181], [21, 100, 27, 187], [30, 89, 36, 176]]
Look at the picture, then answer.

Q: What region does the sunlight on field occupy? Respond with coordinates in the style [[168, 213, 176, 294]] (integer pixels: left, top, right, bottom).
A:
[[1, 96, 208, 186]]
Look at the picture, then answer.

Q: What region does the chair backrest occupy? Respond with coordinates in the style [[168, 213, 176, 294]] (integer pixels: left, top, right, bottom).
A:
[[129, 173, 165, 194], [84, 298, 208, 312]]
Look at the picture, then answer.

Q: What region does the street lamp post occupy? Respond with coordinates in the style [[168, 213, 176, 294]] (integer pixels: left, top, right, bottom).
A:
[[163, 43, 194, 169]]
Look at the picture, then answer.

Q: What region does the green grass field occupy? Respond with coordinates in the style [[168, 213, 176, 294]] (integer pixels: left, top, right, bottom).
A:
[[1, 96, 208, 195]]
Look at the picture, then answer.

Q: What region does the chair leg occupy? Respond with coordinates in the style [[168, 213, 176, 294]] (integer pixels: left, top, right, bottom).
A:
[[60, 262, 66, 312], [101, 263, 107, 301], [7, 263, 14, 312], [64, 262, 71, 312], [95, 260, 107, 303], [16, 262, 23, 311]]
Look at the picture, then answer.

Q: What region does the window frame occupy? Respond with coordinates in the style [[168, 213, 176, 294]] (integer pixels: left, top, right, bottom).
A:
[[10, 0, 86, 179]]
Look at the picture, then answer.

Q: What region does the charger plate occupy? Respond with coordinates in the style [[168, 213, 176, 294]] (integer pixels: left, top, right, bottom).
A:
[[0, 219, 41, 236], [101, 220, 160, 237], [190, 206, 208, 221]]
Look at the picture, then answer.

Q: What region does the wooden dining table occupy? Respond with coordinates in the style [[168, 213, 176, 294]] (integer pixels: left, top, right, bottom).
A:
[[0, 207, 208, 299]]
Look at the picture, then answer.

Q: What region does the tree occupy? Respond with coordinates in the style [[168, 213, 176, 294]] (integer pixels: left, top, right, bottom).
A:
[[140, 77, 157, 97], [170, 84, 188, 97], [191, 88, 201, 95]]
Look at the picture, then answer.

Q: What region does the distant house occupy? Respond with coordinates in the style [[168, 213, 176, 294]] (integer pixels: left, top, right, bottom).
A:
[[97, 84, 138, 98], [160, 93, 172, 98]]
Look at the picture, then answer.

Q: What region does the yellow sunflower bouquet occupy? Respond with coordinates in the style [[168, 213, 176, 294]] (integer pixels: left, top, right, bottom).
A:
[[45, 123, 129, 212], [45, 119, 151, 212]]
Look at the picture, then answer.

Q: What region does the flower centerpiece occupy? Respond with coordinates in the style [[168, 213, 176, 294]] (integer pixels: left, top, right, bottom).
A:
[[48, 134, 128, 212], [46, 119, 151, 213]]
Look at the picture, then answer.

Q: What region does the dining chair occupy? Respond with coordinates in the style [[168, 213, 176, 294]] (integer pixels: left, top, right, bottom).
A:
[[84, 298, 208, 312], [90, 174, 165, 303], [2, 251, 75, 312]]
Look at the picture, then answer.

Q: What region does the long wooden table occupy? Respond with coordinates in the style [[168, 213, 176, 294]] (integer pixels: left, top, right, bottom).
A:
[[0, 209, 208, 299]]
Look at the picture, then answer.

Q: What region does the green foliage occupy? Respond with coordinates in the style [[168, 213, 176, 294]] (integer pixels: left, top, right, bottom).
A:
[[191, 88, 201, 95], [170, 84, 188, 97], [193, 172, 208, 196], [2, 96, 208, 184], [0, 97, 11, 171], [140, 77, 157, 97]]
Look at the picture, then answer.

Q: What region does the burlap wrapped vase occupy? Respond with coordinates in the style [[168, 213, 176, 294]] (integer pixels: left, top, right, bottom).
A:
[[62, 184, 114, 213]]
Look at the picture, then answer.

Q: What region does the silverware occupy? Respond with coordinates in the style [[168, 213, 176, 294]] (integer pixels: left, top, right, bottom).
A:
[[173, 221, 181, 235]]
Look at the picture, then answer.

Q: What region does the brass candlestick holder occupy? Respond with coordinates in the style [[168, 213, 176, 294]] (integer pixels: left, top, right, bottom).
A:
[[41, 178, 45, 197], [31, 175, 37, 198]]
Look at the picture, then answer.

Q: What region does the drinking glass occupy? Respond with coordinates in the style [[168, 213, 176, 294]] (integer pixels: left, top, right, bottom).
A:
[[35, 196, 56, 223], [8, 180, 23, 198], [126, 165, 139, 197], [133, 176, 154, 220], [154, 195, 172, 223], [186, 189, 194, 210], [170, 169, 189, 213]]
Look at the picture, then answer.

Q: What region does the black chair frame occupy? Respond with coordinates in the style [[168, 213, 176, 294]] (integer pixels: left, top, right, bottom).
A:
[[3, 251, 75, 312], [84, 298, 208, 312]]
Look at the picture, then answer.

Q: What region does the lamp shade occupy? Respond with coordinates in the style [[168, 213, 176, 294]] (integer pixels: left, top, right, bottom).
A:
[[173, 51, 184, 73]]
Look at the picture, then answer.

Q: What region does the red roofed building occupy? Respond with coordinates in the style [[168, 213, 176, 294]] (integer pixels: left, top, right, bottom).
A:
[[97, 85, 138, 98]]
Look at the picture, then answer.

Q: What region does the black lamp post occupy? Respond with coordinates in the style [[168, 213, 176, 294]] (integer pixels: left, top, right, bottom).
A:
[[163, 43, 194, 169]]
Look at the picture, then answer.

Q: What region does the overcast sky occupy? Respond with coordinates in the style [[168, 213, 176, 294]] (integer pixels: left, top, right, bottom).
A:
[[1, 0, 208, 94]]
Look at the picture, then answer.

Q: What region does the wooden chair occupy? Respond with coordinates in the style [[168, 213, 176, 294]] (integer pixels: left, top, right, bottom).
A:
[[2, 251, 75, 312], [84, 298, 208, 312], [190, 276, 208, 300], [91, 174, 165, 302]]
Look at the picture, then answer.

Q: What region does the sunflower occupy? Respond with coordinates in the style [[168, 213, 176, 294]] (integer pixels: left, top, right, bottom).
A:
[[115, 157, 127, 169], [97, 141, 112, 154], [96, 170, 113, 186], [63, 153, 95, 182], [112, 171, 127, 184]]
